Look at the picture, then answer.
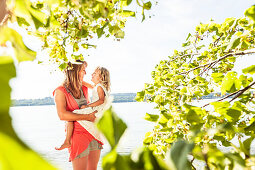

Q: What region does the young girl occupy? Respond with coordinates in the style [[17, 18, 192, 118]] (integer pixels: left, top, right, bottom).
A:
[[56, 66, 110, 150]]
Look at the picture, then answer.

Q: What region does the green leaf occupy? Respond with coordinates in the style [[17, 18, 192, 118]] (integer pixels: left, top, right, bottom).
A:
[[242, 65, 255, 74], [0, 59, 21, 141], [0, 58, 56, 169], [186, 33, 192, 41], [120, 10, 135, 17], [102, 150, 131, 170], [0, 27, 37, 62], [143, 2, 152, 10], [73, 42, 79, 52], [245, 121, 255, 132], [13, 0, 33, 26], [59, 62, 67, 71], [144, 113, 159, 122], [225, 153, 245, 167], [154, 95, 164, 105], [168, 140, 194, 170], [212, 72, 224, 83], [97, 27, 105, 38], [120, 0, 132, 6], [211, 101, 230, 115], [135, 91, 145, 102], [226, 36, 240, 51], [143, 132, 153, 144], [158, 114, 168, 125], [180, 87, 187, 95], [245, 5, 255, 21], [16, 17, 30, 26], [0, 133, 56, 170], [115, 30, 125, 38], [243, 136, 255, 155], [226, 109, 241, 123], [29, 7, 48, 28], [0, 60, 15, 113], [183, 104, 203, 125], [221, 71, 237, 94], [97, 107, 127, 149], [131, 147, 170, 170]]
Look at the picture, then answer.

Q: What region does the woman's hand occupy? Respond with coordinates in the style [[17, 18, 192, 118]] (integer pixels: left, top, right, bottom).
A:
[[87, 111, 97, 122], [81, 105, 88, 109]]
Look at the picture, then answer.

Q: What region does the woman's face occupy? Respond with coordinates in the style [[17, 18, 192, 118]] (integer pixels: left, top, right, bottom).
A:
[[79, 64, 86, 81], [91, 69, 101, 84]]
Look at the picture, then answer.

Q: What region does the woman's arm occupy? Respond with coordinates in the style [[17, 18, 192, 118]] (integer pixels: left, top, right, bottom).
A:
[[54, 89, 97, 121], [82, 81, 94, 89], [80, 86, 105, 109]]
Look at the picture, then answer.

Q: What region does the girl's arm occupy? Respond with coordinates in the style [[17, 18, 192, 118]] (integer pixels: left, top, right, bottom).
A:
[[82, 81, 94, 89], [81, 86, 105, 109], [54, 89, 97, 121]]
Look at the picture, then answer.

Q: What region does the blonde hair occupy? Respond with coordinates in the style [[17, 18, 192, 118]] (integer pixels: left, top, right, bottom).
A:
[[63, 60, 87, 98], [95, 66, 111, 91]]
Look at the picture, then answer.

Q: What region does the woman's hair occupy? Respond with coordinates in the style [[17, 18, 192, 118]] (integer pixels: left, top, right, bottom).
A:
[[95, 66, 111, 91], [63, 60, 87, 98]]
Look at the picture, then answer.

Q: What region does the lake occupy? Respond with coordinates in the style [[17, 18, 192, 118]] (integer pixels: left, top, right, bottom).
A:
[[10, 102, 156, 170], [10, 100, 255, 170]]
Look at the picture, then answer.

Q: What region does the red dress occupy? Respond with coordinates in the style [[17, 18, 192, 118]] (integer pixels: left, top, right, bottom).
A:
[[53, 85, 103, 161]]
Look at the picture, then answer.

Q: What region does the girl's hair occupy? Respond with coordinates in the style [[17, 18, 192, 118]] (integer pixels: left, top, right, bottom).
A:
[[63, 60, 87, 98], [95, 66, 111, 91]]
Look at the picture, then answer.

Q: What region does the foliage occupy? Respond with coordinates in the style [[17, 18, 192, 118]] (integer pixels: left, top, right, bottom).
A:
[[136, 5, 255, 169], [0, 0, 153, 169], [8, 0, 154, 70], [0, 55, 56, 169], [97, 107, 195, 170]]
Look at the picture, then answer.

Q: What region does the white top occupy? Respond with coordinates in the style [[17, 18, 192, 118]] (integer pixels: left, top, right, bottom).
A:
[[73, 83, 111, 143], [90, 83, 109, 116]]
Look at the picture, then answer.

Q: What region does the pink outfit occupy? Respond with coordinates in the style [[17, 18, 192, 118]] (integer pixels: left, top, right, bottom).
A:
[[53, 85, 103, 161]]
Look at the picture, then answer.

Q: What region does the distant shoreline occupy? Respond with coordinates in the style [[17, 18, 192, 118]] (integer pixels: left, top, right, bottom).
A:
[[11, 92, 229, 107], [11, 93, 137, 107]]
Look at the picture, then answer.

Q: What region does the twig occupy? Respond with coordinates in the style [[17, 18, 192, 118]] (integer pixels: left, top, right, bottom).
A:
[[229, 81, 255, 102], [169, 53, 200, 63], [203, 154, 210, 170], [190, 156, 197, 170], [193, 33, 199, 54], [179, 50, 255, 75], [202, 91, 239, 107], [213, 33, 223, 47], [202, 81, 255, 107]]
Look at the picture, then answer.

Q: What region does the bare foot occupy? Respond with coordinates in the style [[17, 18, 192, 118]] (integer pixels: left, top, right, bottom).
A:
[[55, 142, 71, 150]]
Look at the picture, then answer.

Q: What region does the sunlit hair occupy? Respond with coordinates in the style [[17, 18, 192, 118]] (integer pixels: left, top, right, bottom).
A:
[[63, 60, 87, 98], [95, 66, 111, 91]]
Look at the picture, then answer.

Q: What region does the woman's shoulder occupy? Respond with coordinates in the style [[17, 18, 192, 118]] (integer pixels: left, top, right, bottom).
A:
[[53, 85, 67, 96]]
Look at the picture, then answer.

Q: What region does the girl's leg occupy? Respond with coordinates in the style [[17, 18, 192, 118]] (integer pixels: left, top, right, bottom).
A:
[[72, 155, 88, 170], [87, 150, 101, 170], [55, 121, 74, 150]]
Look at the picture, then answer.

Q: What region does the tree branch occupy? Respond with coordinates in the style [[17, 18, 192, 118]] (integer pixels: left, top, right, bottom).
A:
[[213, 33, 223, 47], [203, 154, 210, 170], [229, 81, 255, 102], [190, 156, 197, 170], [179, 50, 255, 75], [202, 81, 255, 107]]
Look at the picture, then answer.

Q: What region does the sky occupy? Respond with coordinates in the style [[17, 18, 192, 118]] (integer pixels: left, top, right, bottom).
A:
[[9, 0, 255, 99]]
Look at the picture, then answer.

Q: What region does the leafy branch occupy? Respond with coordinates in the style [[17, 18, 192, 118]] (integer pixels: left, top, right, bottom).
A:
[[179, 49, 255, 75], [203, 81, 255, 107]]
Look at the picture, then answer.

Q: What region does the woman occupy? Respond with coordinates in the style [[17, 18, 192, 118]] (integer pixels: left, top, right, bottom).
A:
[[53, 60, 102, 170]]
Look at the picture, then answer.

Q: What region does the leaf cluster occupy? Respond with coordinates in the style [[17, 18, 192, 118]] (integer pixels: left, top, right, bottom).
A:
[[136, 5, 255, 169]]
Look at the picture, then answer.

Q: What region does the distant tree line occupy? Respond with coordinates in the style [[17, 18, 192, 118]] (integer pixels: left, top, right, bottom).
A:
[[11, 92, 232, 107], [12, 93, 138, 106]]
